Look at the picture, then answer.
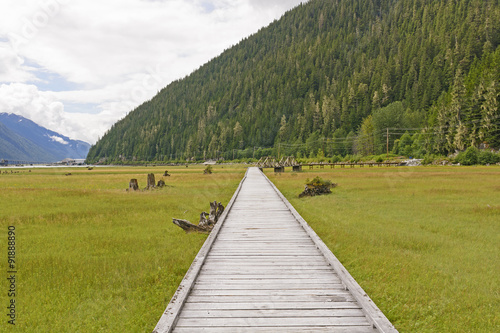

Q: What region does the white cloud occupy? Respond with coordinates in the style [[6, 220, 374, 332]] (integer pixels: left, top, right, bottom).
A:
[[0, 83, 116, 143], [0, 0, 304, 144], [0, 43, 36, 82], [48, 135, 69, 145]]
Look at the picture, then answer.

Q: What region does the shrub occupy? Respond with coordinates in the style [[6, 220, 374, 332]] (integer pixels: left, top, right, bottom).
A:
[[478, 151, 500, 165], [455, 147, 479, 165], [422, 154, 436, 165], [203, 165, 213, 174], [305, 176, 334, 187]]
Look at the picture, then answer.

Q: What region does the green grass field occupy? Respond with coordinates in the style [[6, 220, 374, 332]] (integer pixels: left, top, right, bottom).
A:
[[1, 165, 498, 332], [0, 165, 245, 332], [266, 166, 500, 333]]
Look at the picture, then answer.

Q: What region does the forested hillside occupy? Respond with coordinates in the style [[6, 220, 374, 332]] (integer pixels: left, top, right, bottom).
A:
[[87, 0, 500, 163]]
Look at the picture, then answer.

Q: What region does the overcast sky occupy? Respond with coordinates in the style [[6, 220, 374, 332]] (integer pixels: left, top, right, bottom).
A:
[[0, 0, 304, 144]]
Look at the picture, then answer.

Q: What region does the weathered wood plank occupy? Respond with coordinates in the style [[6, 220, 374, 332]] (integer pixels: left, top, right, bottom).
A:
[[179, 308, 366, 318], [189, 289, 353, 296], [174, 316, 370, 327], [192, 284, 346, 291], [195, 278, 342, 284], [173, 327, 377, 333], [183, 294, 356, 303], [195, 273, 339, 279], [202, 256, 326, 261], [182, 301, 361, 310]]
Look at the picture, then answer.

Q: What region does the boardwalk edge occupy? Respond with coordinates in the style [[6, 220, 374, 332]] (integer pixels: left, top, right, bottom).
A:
[[152, 168, 249, 333], [259, 169, 398, 333]]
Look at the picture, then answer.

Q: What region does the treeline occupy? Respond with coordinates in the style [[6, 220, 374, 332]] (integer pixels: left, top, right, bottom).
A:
[[86, 0, 500, 163]]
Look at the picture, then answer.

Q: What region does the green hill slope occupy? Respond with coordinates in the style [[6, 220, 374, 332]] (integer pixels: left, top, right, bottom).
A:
[[87, 0, 500, 163]]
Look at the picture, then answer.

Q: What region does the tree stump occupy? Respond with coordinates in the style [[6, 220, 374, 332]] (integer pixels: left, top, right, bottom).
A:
[[157, 179, 166, 188], [299, 176, 337, 198], [163, 170, 170, 176], [173, 201, 225, 233], [204, 165, 213, 174], [129, 179, 139, 191], [146, 173, 156, 189]]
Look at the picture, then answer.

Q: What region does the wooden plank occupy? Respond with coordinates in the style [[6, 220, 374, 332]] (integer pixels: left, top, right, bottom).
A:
[[174, 317, 370, 327], [206, 251, 322, 255], [210, 244, 315, 247], [195, 278, 342, 284], [200, 262, 329, 267], [182, 301, 361, 311], [203, 261, 328, 265], [184, 295, 356, 303], [197, 268, 338, 277], [179, 308, 366, 318], [192, 283, 345, 290], [203, 258, 328, 263], [174, 325, 375, 332], [192, 283, 344, 289], [199, 269, 335, 275], [195, 273, 338, 279], [189, 289, 353, 296]]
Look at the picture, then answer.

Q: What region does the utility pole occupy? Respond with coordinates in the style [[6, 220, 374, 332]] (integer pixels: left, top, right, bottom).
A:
[[386, 128, 389, 158]]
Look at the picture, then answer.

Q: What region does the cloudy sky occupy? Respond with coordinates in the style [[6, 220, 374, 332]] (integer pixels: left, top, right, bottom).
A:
[[0, 0, 304, 144]]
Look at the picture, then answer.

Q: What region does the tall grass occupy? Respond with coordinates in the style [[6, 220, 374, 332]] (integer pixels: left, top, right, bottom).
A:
[[2, 165, 498, 332], [0, 165, 245, 331], [267, 166, 500, 332]]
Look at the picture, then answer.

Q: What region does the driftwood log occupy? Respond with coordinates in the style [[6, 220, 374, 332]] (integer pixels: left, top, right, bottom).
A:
[[173, 201, 224, 233]]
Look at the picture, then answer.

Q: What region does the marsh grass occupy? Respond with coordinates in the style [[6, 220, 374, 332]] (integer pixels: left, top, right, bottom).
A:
[[0, 165, 245, 331], [267, 166, 500, 332]]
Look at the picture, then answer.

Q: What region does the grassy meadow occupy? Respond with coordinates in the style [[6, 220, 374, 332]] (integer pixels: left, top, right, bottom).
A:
[[1, 164, 498, 332], [0, 165, 246, 332], [266, 165, 500, 333]]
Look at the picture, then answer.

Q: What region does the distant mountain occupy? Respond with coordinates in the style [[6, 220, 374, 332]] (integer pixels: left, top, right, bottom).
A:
[[0, 113, 91, 163]]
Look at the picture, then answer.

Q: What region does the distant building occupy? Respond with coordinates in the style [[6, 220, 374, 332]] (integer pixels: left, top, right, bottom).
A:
[[58, 158, 86, 165]]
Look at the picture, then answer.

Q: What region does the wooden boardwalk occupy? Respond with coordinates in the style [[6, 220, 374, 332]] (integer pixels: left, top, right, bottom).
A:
[[154, 167, 397, 332]]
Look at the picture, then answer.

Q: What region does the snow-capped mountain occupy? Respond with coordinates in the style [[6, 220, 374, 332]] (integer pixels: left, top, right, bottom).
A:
[[0, 113, 91, 163]]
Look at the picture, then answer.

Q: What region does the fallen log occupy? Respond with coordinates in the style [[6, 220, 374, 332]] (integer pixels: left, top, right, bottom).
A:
[[172, 219, 210, 233], [173, 201, 224, 233]]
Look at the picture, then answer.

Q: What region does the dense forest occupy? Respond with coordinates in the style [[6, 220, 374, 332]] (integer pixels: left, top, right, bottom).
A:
[[86, 0, 500, 163]]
